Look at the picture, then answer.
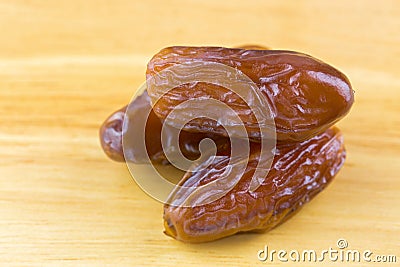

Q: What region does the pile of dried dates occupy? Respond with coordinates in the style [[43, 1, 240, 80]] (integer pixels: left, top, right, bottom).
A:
[[100, 45, 354, 243]]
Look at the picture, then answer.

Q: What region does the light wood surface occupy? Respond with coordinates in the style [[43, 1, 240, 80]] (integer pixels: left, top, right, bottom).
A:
[[1, 1, 399, 266]]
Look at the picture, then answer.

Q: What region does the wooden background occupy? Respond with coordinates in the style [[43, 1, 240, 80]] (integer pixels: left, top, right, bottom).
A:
[[0, 1, 399, 266]]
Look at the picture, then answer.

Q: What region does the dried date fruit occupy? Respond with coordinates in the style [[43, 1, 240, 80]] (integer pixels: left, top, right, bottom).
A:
[[146, 46, 354, 142], [99, 91, 230, 164], [99, 45, 352, 244], [99, 106, 126, 162], [163, 127, 346, 243], [100, 45, 270, 162], [99, 92, 168, 163]]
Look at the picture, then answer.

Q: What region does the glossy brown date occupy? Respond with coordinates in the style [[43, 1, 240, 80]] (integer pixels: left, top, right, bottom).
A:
[[146, 46, 354, 142], [99, 106, 126, 162], [99, 45, 269, 163], [99, 91, 230, 163], [163, 127, 346, 243]]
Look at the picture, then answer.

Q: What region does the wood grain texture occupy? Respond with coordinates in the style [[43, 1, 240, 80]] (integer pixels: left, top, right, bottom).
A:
[[0, 0, 399, 266]]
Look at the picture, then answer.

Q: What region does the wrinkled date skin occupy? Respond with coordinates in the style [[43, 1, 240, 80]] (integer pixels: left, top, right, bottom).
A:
[[99, 91, 230, 163], [163, 127, 346, 243], [146, 47, 354, 142], [99, 45, 266, 163]]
